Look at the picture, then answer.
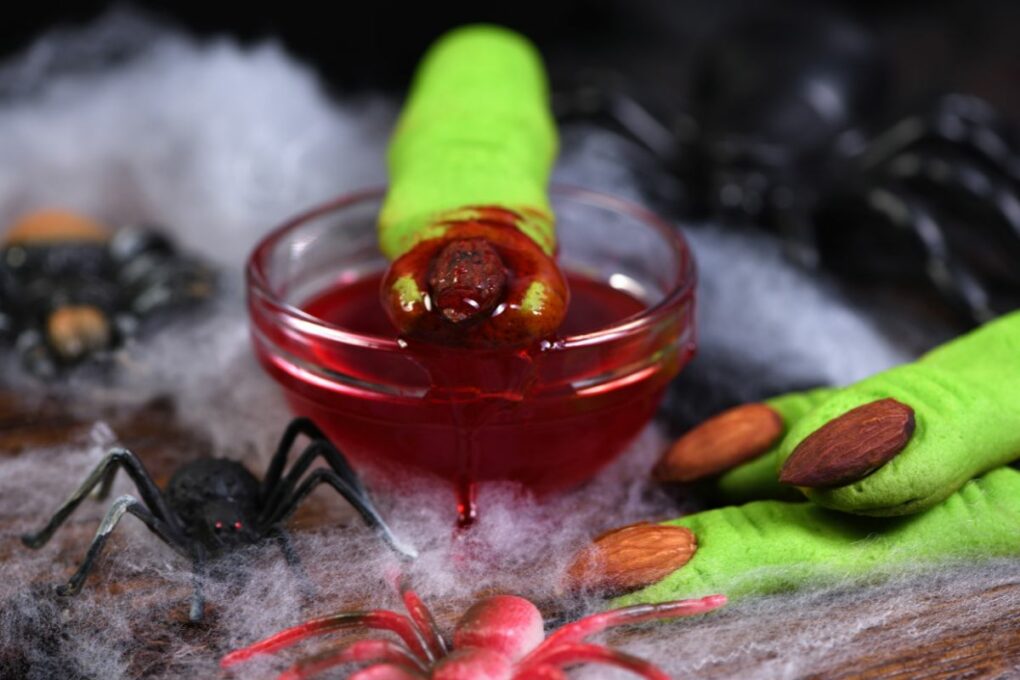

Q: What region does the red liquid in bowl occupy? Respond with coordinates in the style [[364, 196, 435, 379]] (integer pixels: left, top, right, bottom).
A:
[[253, 272, 692, 525]]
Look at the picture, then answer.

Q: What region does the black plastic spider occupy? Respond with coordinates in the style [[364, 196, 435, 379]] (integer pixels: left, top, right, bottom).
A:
[[20, 418, 415, 622], [0, 209, 215, 377], [555, 8, 1020, 325], [811, 93, 1020, 325]]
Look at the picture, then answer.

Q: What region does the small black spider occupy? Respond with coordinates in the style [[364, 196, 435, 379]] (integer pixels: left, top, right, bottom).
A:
[[21, 418, 415, 622], [0, 209, 215, 378]]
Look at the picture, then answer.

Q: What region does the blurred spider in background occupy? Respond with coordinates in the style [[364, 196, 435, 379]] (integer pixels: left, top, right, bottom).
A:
[[0, 209, 215, 377], [557, 8, 1020, 326]]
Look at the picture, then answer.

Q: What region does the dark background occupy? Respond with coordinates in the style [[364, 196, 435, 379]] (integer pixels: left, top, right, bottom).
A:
[[1, 0, 1016, 347], [2, 0, 1017, 115]]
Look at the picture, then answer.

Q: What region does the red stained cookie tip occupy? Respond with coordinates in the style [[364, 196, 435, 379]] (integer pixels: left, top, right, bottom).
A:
[[428, 237, 507, 324]]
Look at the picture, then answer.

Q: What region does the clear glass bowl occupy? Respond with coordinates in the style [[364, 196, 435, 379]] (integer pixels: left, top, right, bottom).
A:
[[247, 186, 696, 523]]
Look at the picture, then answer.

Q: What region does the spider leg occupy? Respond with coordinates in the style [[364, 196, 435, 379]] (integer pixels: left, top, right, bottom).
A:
[[396, 578, 449, 659], [55, 494, 188, 597], [259, 418, 363, 504], [815, 183, 997, 322], [554, 85, 678, 165], [15, 329, 58, 378], [114, 234, 216, 318], [190, 545, 207, 623], [22, 446, 181, 548], [261, 432, 366, 516], [272, 528, 316, 603], [861, 94, 1020, 184], [277, 639, 427, 680], [257, 420, 413, 557], [514, 643, 671, 680], [518, 595, 725, 671], [930, 95, 1020, 183], [262, 466, 416, 560], [220, 609, 432, 668], [879, 151, 1020, 298], [883, 150, 1020, 243]]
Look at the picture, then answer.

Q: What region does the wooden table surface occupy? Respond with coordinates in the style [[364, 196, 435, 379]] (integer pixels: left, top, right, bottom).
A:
[[1, 390, 1018, 679]]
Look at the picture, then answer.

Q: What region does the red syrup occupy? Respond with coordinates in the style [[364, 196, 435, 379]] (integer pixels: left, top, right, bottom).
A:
[[254, 272, 691, 526]]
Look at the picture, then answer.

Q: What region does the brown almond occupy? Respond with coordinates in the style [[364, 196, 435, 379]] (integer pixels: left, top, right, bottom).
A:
[[779, 398, 915, 488], [565, 522, 696, 596], [655, 403, 784, 483]]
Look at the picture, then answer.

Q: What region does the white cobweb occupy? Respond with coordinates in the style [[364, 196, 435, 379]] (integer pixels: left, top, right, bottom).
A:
[[0, 11, 1015, 680]]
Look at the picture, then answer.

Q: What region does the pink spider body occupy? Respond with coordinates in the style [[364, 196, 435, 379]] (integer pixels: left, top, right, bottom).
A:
[[221, 584, 726, 680]]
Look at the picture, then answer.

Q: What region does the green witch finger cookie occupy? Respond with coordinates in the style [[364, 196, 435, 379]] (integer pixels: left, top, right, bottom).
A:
[[775, 310, 1020, 516], [568, 466, 1020, 605], [656, 388, 834, 503], [659, 311, 1020, 516], [378, 24, 568, 348]]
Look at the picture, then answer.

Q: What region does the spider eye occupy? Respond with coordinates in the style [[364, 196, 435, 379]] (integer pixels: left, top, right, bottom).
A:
[[214, 521, 224, 530], [234, 521, 243, 531]]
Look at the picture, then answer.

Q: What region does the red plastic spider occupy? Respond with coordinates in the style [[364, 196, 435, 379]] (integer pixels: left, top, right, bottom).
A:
[[221, 582, 725, 680]]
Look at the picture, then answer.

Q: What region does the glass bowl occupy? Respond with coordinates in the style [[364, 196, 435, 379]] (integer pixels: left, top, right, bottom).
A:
[[247, 186, 696, 523]]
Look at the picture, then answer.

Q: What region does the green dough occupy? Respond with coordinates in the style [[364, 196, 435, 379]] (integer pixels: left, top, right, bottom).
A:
[[379, 25, 558, 260], [615, 466, 1020, 606], [714, 388, 834, 503], [776, 311, 1020, 516]]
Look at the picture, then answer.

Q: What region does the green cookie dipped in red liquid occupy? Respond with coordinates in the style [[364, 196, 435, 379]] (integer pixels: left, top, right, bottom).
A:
[[250, 26, 695, 525], [377, 26, 566, 350]]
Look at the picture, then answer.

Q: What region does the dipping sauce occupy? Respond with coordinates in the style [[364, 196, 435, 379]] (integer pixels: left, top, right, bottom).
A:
[[254, 271, 688, 525], [247, 186, 696, 526]]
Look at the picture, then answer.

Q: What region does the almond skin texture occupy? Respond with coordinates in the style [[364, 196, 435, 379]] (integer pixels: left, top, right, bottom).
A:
[[566, 522, 696, 596], [779, 398, 915, 488], [656, 403, 784, 482]]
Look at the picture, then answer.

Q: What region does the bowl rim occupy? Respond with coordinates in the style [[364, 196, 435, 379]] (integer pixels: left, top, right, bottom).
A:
[[247, 184, 696, 352]]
